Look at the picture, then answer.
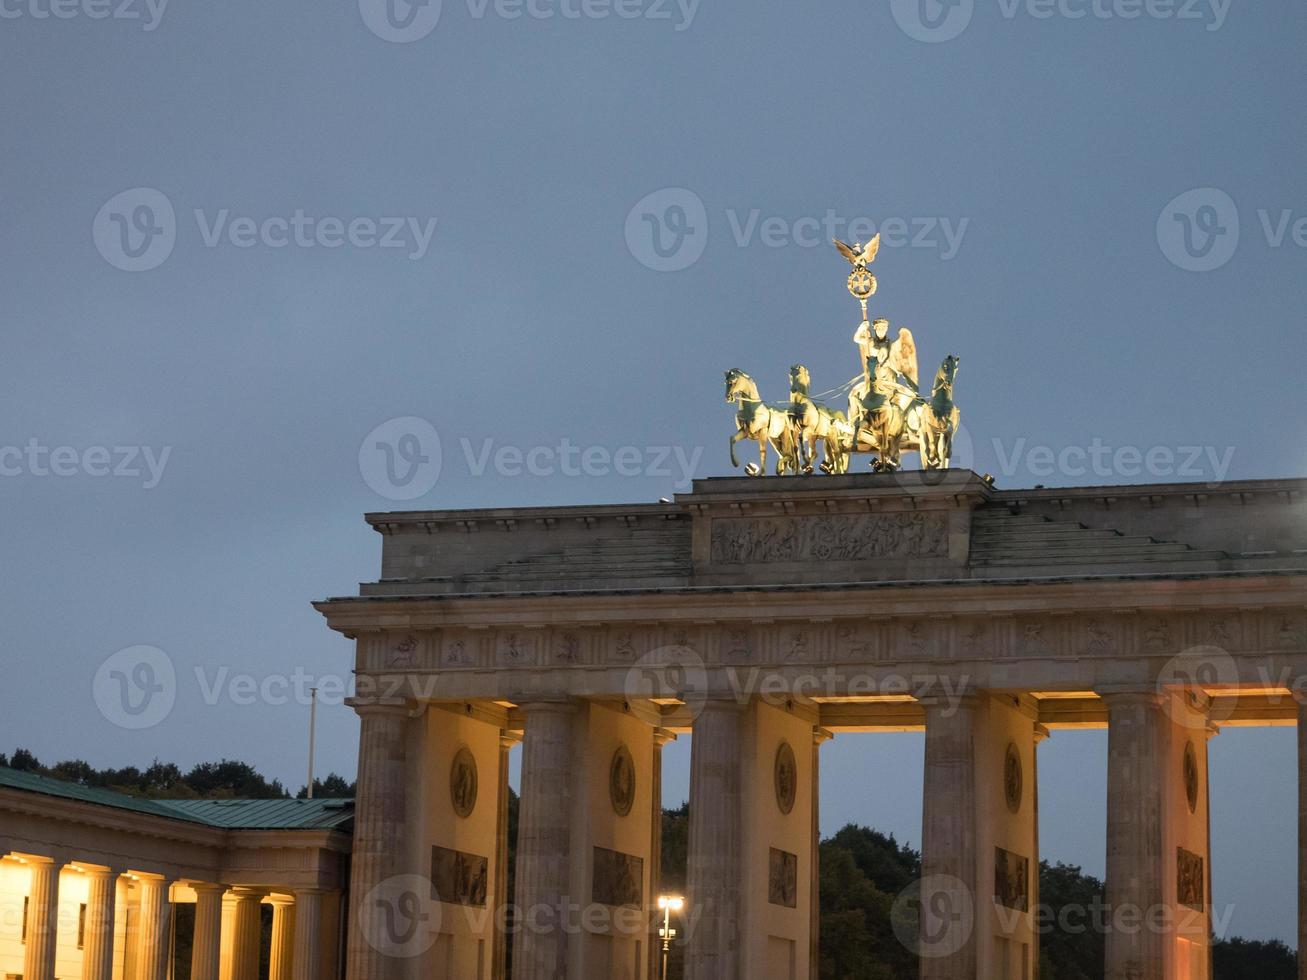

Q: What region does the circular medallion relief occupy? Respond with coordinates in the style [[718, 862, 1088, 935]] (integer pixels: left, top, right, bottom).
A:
[[610, 744, 636, 817], [1003, 743, 1023, 815], [1183, 741, 1199, 814], [450, 747, 478, 819], [775, 741, 798, 815]]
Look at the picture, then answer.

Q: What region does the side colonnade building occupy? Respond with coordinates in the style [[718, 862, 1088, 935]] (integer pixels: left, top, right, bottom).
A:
[[314, 471, 1307, 980], [0, 769, 350, 980]]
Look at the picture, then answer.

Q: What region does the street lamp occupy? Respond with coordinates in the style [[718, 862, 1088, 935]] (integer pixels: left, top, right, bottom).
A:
[[657, 894, 684, 980]]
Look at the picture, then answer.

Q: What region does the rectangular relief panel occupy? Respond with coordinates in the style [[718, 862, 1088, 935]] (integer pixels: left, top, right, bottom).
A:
[[994, 847, 1029, 913], [430, 845, 489, 908], [768, 848, 798, 908], [1177, 848, 1205, 912], [592, 847, 644, 909]]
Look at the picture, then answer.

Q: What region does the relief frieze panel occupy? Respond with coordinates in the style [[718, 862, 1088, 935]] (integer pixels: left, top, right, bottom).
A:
[[709, 512, 950, 565]]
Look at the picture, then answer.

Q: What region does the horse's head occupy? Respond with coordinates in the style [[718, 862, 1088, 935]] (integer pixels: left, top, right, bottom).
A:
[[934, 355, 960, 392], [789, 364, 810, 394], [724, 368, 752, 403]]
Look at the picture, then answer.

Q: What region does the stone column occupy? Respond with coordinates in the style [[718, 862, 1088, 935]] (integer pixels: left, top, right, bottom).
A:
[[227, 888, 264, 980], [493, 730, 521, 980], [648, 728, 675, 980], [134, 875, 171, 980], [269, 896, 296, 980], [292, 890, 324, 980], [920, 695, 979, 980], [344, 696, 412, 980], [512, 699, 578, 980], [81, 867, 119, 980], [684, 700, 746, 980], [1298, 694, 1307, 980], [1103, 691, 1166, 980], [21, 857, 62, 980], [189, 884, 224, 980], [811, 728, 832, 980]]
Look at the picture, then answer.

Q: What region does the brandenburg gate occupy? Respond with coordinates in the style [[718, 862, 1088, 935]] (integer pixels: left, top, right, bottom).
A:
[[315, 469, 1307, 980], [315, 238, 1307, 979]]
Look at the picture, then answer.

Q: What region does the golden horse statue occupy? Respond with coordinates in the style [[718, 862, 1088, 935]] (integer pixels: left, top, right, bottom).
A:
[[788, 365, 850, 475], [725, 369, 800, 476]]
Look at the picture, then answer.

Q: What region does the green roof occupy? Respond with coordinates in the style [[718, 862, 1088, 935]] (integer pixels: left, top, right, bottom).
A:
[[0, 767, 353, 832]]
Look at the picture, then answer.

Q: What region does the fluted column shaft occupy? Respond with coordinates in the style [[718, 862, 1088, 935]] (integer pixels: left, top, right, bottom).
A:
[[811, 729, 832, 980], [684, 700, 745, 980], [512, 700, 579, 980], [134, 876, 171, 980], [920, 696, 979, 980], [190, 884, 224, 980], [22, 858, 62, 980], [81, 868, 118, 980], [269, 897, 296, 980], [229, 889, 264, 980], [344, 697, 412, 980], [1298, 695, 1307, 980], [648, 729, 674, 980], [493, 731, 520, 980], [1104, 692, 1166, 980], [292, 890, 324, 980]]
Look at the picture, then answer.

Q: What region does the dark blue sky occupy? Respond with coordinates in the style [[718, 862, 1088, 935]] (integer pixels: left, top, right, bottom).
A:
[[2, 0, 1304, 945]]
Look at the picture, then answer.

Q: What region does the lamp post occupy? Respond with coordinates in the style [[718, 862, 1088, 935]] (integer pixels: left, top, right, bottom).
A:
[[656, 894, 684, 980]]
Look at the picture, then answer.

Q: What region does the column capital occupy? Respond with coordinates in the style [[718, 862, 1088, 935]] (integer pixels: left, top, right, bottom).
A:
[[1034, 723, 1051, 744], [267, 892, 296, 909], [512, 693, 580, 712], [345, 696, 412, 718], [1095, 685, 1165, 707], [188, 881, 226, 896], [500, 729, 525, 749], [813, 726, 834, 747], [654, 727, 678, 748], [227, 886, 268, 901]]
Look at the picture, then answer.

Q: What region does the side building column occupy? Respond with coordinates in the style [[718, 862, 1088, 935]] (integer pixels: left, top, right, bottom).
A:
[[190, 884, 224, 980], [684, 700, 746, 980], [81, 867, 119, 980], [21, 856, 63, 980], [224, 888, 265, 980], [270, 895, 297, 980], [134, 874, 171, 980], [292, 890, 324, 980], [811, 728, 833, 980], [344, 696, 414, 980], [511, 699, 579, 980]]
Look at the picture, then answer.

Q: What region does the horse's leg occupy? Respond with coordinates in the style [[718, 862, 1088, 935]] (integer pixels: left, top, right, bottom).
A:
[[730, 428, 746, 469]]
